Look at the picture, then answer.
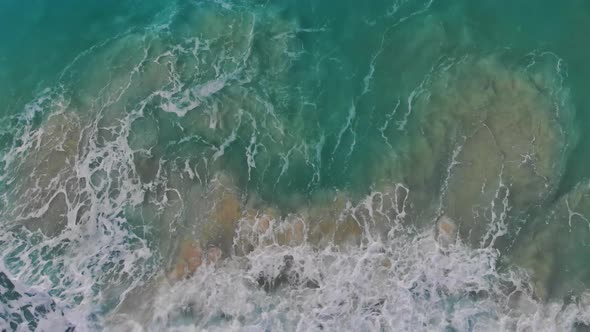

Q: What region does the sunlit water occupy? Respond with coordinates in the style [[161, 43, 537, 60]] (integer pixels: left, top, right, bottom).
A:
[[2, 0, 590, 331]]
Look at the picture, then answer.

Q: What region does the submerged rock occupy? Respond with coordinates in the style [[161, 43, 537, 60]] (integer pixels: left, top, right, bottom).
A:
[[407, 55, 573, 246], [8, 111, 82, 236], [202, 173, 243, 253], [435, 214, 457, 249], [232, 182, 415, 253], [128, 115, 159, 151], [169, 240, 202, 281], [168, 239, 224, 281], [206, 246, 223, 266], [233, 206, 277, 254], [276, 214, 307, 246], [212, 190, 241, 226], [512, 181, 590, 300]]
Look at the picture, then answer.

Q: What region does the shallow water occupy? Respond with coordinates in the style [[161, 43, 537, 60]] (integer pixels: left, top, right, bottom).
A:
[[2, 0, 590, 331]]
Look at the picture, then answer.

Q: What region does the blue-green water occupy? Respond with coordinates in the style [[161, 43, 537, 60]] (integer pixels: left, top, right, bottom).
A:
[[1, 0, 590, 330]]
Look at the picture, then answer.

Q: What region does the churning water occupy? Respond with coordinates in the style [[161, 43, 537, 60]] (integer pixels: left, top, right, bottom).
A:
[[2, 0, 590, 331]]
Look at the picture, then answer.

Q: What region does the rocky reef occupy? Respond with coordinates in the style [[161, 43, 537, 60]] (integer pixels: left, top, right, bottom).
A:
[[513, 181, 590, 300], [403, 54, 573, 248]]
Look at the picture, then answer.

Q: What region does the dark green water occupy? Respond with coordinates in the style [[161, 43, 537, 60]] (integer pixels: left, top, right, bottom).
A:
[[1, 0, 590, 330]]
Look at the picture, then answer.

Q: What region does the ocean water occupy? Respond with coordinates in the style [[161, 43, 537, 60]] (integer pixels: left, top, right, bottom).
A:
[[2, 0, 590, 330]]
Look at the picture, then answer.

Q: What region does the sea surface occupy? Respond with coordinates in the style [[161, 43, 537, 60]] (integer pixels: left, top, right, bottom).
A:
[[2, 0, 590, 331]]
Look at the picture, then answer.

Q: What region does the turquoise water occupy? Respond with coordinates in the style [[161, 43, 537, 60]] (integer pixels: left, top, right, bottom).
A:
[[2, 0, 590, 330]]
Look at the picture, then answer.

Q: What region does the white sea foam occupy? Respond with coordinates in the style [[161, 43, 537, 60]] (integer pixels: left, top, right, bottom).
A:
[[1, 2, 588, 331], [105, 214, 590, 331]]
